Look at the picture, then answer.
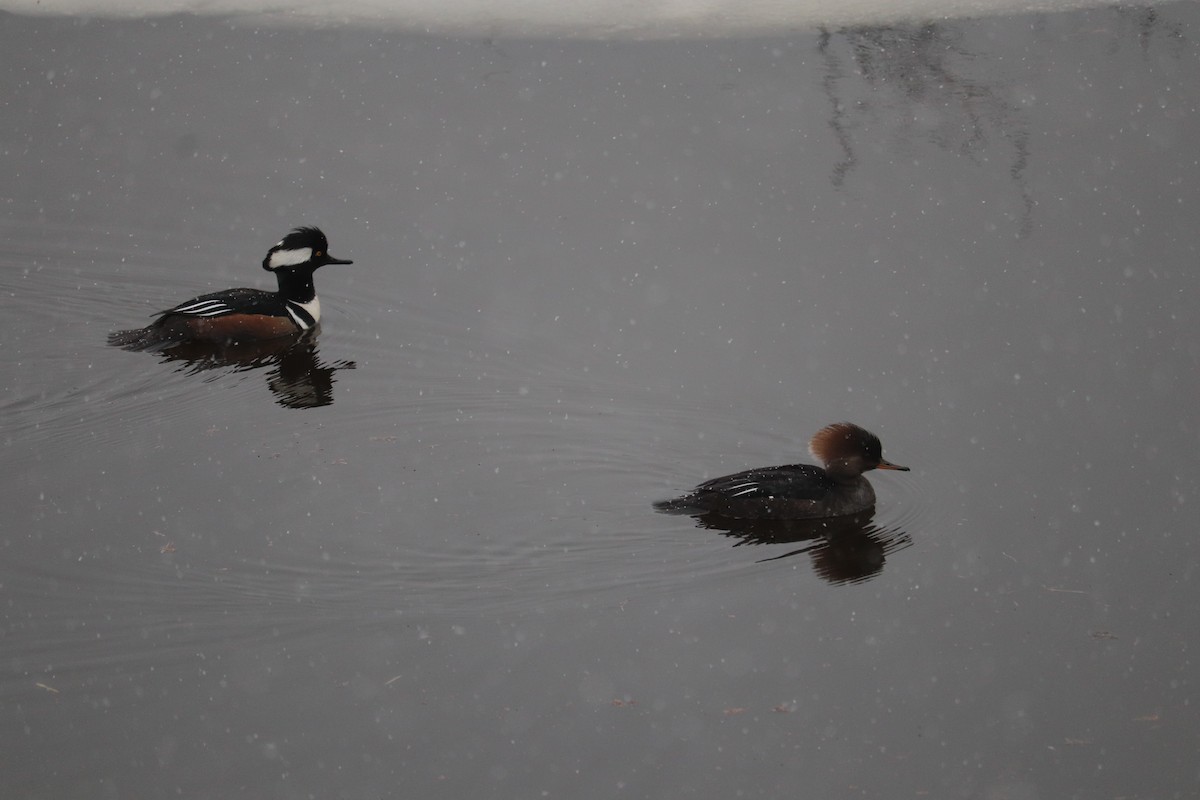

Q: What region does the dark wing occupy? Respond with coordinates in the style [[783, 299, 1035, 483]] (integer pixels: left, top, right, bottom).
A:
[[695, 463, 834, 501], [155, 288, 278, 320]]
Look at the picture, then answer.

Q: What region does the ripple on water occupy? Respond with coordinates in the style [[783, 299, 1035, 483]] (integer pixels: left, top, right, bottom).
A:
[[3, 218, 936, 692]]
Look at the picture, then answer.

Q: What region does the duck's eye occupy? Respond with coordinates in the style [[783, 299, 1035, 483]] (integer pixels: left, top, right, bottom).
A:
[[315, 251, 323, 257]]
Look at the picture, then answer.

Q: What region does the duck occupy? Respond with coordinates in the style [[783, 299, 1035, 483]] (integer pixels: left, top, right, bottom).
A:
[[655, 422, 908, 520], [109, 226, 351, 349]]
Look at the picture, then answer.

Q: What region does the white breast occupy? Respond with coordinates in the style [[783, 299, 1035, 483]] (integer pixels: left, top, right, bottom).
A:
[[286, 296, 321, 329]]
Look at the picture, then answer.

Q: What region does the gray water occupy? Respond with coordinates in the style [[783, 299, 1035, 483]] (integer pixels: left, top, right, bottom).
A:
[[3, 5, 1199, 798]]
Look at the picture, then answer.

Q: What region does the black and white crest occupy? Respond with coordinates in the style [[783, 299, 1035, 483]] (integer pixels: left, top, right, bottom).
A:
[[263, 227, 331, 272]]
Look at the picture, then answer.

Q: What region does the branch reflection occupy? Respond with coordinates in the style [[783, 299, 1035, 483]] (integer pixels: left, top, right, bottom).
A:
[[818, 21, 1033, 235]]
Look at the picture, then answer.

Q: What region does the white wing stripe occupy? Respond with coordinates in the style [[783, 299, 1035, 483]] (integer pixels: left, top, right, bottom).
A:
[[173, 299, 232, 316]]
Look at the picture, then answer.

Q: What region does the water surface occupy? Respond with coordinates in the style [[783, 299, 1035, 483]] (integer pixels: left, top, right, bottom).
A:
[[2, 4, 1199, 798]]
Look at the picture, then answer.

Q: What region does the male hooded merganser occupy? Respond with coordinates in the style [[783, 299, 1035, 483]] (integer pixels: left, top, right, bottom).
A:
[[655, 422, 909, 520], [108, 226, 352, 349]]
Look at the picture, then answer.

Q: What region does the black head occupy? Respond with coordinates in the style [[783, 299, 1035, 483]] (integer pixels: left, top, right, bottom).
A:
[[262, 226, 353, 272]]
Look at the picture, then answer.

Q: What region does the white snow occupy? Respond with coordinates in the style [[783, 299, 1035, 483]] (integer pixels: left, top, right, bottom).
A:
[[0, 0, 1152, 38]]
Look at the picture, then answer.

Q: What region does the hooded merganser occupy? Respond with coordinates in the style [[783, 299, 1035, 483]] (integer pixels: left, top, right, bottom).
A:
[[108, 226, 352, 350], [655, 422, 909, 520]]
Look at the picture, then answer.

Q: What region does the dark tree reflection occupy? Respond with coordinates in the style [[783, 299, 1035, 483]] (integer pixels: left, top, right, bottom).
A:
[[816, 8, 1185, 236], [818, 21, 1033, 234], [1113, 5, 1186, 54]]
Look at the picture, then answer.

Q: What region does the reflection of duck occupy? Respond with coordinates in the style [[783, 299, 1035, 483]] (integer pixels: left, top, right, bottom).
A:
[[108, 227, 352, 350], [154, 334, 355, 409], [693, 511, 912, 586], [655, 422, 908, 520]]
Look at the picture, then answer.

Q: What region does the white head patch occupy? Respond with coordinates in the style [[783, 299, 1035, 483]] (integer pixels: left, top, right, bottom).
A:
[[268, 247, 313, 269]]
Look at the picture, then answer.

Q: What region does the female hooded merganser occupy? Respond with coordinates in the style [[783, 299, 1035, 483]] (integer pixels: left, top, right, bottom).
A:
[[655, 422, 909, 520], [109, 226, 352, 350]]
